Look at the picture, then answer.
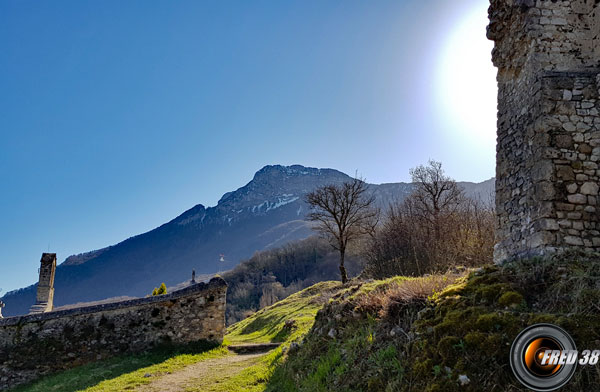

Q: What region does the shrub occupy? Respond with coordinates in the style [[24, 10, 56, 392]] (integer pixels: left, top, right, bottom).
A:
[[365, 194, 494, 278], [152, 283, 167, 296], [364, 160, 494, 279]]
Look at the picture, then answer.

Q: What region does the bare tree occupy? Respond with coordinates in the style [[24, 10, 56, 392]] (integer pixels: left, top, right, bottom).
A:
[[364, 160, 494, 278], [305, 177, 379, 283], [409, 160, 464, 222]]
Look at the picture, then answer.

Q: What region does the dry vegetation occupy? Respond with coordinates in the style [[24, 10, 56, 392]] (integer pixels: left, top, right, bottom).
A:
[[357, 272, 465, 319], [365, 160, 494, 278]]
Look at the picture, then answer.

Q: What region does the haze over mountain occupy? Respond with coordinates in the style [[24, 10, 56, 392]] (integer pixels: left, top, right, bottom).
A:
[[1, 165, 494, 317]]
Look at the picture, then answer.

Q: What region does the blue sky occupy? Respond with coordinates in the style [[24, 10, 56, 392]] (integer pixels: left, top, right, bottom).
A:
[[0, 0, 496, 292]]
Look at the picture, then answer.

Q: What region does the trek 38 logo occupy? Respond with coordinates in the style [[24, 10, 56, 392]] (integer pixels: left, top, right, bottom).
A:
[[510, 324, 598, 391]]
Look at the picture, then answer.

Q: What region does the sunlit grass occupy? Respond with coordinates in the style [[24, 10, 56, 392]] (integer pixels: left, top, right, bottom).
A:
[[183, 281, 344, 391], [226, 281, 342, 345], [11, 342, 226, 392]]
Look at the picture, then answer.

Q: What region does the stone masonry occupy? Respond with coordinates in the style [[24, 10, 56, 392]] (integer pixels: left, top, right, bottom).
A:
[[29, 253, 57, 314], [0, 277, 227, 390], [488, 0, 600, 262]]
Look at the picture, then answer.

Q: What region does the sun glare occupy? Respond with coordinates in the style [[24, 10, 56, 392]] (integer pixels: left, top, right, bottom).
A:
[[436, 3, 497, 149]]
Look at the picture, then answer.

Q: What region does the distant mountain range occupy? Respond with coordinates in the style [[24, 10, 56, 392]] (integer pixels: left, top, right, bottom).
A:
[[1, 165, 494, 316]]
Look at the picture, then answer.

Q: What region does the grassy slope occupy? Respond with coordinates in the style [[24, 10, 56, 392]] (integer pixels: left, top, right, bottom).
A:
[[11, 281, 343, 392], [186, 281, 344, 392], [223, 236, 362, 325], [269, 252, 600, 391], [266, 273, 462, 392], [227, 281, 342, 345]]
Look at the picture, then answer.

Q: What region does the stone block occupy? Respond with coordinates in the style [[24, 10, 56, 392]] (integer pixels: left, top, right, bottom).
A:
[[568, 194, 587, 204], [564, 236, 584, 246], [581, 182, 599, 195]]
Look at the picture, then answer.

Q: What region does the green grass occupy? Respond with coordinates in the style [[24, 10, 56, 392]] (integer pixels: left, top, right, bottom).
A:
[[346, 275, 410, 298], [182, 281, 344, 392], [11, 341, 225, 392], [226, 281, 342, 345], [25, 254, 599, 392], [266, 273, 467, 392], [269, 252, 600, 391]]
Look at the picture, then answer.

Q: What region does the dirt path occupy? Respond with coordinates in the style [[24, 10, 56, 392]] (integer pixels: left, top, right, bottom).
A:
[[138, 352, 265, 392]]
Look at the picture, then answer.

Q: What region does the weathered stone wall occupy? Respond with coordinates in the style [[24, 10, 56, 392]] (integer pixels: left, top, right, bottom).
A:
[[488, 0, 600, 262], [0, 277, 227, 390]]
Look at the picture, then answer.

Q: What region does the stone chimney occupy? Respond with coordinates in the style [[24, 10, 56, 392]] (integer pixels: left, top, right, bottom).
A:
[[488, 0, 600, 263], [29, 253, 57, 314]]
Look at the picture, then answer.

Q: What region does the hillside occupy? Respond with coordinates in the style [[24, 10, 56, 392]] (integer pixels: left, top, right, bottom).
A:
[[268, 252, 600, 391], [222, 236, 363, 324], [1, 164, 493, 317]]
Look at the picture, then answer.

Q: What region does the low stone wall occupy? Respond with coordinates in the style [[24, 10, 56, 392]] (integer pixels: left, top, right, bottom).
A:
[[0, 277, 227, 390]]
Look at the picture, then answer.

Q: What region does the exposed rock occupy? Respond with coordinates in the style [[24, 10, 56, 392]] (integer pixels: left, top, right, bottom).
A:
[[458, 374, 471, 386], [289, 342, 301, 353], [284, 319, 297, 330], [567, 194, 588, 204], [389, 326, 408, 338]]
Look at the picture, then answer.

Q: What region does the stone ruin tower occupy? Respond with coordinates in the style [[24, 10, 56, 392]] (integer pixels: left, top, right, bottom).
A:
[[488, 0, 600, 263], [29, 253, 57, 314]]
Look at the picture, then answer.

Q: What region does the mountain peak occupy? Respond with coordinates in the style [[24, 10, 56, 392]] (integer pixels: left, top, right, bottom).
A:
[[216, 165, 350, 207], [253, 164, 349, 180], [255, 164, 318, 178]]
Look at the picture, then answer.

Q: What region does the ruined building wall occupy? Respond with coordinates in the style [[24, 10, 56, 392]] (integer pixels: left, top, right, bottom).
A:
[[488, 0, 600, 262], [30, 253, 56, 314], [0, 277, 227, 390]]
